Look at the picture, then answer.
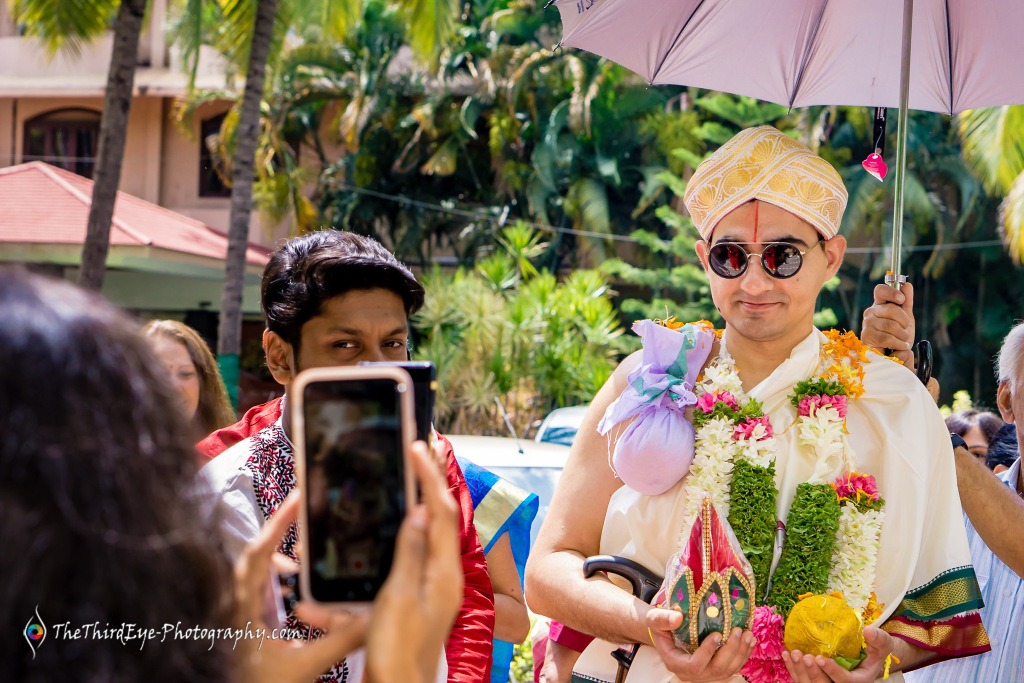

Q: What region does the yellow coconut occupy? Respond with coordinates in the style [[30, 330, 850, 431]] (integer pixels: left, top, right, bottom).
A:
[[784, 593, 863, 660]]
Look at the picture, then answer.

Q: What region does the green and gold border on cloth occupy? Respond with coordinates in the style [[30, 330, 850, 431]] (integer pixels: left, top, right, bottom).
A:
[[889, 566, 984, 622]]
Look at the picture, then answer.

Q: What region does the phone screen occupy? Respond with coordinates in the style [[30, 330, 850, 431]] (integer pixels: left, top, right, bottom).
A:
[[301, 377, 406, 602]]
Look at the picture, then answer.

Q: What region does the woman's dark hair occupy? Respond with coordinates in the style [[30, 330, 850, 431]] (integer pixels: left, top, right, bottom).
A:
[[0, 267, 233, 682], [261, 230, 425, 349], [945, 409, 1005, 446], [986, 423, 1020, 471]]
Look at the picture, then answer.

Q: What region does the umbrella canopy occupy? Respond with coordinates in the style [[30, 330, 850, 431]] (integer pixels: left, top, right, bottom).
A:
[[556, 0, 1024, 115]]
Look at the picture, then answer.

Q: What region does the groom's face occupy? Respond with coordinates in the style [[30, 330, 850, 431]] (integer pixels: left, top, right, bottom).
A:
[[696, 200, 845, 347]]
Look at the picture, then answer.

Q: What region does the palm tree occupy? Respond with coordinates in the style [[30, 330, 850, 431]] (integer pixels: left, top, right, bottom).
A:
[[173, 0, 460, 403], [12, 0, 148, 290], [214, 0, 279, 405], [957, 106, 1024, 263]]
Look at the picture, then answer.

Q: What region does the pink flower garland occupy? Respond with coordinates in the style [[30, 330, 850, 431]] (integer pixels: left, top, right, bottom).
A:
[[696, 390, 739, 413], [832, 471, 881, 505], [740, 605, 793, 683], [796, 393, 847, 418], [733, 416, 774, 441]]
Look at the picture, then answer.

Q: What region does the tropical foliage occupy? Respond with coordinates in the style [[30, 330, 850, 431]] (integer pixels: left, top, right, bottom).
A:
[[412, 224, 623, 435], [957, 105, 1024, 264]]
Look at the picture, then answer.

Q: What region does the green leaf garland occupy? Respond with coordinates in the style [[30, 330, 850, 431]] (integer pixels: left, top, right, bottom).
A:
[[693, 396, 765, 429], [727, 459, 777, 603], [766, 483, 842, 615], [790, 378, 846, 406]]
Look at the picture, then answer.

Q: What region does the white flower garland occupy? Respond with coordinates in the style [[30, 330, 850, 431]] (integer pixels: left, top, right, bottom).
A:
[[795, 405, 850, 484], [679, 353, 776, 534], [682, 416, 739, 520], [827, 505, 885, 613]]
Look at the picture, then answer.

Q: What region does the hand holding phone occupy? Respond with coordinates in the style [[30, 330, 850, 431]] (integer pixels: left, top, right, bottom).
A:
[[232, 492, 369, 683], [291, 366, 416, 607], [365, 441, 463, 683]]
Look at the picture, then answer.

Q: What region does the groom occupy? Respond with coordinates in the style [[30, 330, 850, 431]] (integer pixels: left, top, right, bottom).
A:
[[526, 126, 989, 683]]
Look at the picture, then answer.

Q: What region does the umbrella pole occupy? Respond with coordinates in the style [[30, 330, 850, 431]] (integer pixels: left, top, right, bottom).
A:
[[887, 0, 914, 292], [886, 0, 932, 386]]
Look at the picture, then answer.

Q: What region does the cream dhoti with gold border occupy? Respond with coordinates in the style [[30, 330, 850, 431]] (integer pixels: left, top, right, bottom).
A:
[[572, 329, 983, 683]]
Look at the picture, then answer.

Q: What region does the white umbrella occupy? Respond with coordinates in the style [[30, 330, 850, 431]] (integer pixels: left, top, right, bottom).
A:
[[553, 0, 1024, 283]]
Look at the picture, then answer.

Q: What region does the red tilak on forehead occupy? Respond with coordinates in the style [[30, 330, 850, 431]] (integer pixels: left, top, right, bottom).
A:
[[752, 201, 759, 242]]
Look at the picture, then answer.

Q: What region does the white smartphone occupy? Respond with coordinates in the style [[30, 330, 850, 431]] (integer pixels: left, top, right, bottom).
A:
[[291, 365, 417, 607]]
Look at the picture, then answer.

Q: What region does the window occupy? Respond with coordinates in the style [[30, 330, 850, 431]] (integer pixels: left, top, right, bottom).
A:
[[23, 109, 101, 178], [199, 114, 231, 197]]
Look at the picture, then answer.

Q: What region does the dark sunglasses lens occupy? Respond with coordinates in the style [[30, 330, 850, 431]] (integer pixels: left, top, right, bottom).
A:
[[709, 244, 747, 278], [762, 244, 802, 277]]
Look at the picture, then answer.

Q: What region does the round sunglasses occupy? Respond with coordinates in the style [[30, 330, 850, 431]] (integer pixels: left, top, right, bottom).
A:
[[706, 240, 824, 279]]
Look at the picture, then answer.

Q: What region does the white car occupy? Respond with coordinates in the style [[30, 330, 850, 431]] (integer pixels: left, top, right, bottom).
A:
[[533, 406, 588, 446], [446, 434, 569, 549]]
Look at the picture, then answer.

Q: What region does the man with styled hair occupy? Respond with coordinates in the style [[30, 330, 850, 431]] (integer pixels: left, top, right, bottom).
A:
[[527, 126, 989, 683], [201, 230, 495, 683]]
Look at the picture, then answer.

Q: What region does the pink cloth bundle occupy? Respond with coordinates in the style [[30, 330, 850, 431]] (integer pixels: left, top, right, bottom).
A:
[[597, 320, 714, 495]]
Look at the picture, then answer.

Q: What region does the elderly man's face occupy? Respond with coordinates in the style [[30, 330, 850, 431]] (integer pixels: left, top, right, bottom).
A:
[[696, 200, 845, 349], [996, 378, 1024, 458]]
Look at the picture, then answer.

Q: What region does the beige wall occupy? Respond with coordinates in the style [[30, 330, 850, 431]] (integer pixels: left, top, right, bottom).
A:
[[158, 98, 233, 233], [0, 0, 168, 72], [158, 98, 289, 246], [1, 95, 166, 202], [0, 0, 15, 40]]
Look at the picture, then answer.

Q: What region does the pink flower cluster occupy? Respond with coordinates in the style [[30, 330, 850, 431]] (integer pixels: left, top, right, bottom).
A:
[[696, 390, 739, 413], [833, 472, 881, 502], [733, 416, 774, 441], [797, 393, 847, 418], [740, 606, 793, 683]]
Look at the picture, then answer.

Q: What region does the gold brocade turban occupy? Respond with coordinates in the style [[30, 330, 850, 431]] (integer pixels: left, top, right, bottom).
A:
[[683, 126, 849, 240]]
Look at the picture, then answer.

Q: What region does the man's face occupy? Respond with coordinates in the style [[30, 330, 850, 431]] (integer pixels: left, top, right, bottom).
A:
[[695, 200, 845, 347], [996, 377, 1024, 459], [265, 287, 410, 385]]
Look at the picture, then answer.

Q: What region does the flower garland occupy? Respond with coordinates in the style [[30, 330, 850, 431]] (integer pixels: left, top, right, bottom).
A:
[[827, 473, 885, 612], [665, 322, 889, 681]]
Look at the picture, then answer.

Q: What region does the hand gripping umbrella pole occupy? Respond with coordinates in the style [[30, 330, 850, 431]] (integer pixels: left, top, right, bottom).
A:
[[884, 0, 933, 385]]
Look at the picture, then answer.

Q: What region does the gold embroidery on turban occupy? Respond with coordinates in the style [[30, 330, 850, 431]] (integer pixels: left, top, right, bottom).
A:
[[683, 126, 849, 240]]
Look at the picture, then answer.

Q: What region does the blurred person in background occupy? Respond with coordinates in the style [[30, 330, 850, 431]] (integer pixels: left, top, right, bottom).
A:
[[946, 408, 1004, 463], [143, 319, 235, 439], [987, 423, 1019, 473], [457, 456, 537, 682], [906, 322, 1024, 682]]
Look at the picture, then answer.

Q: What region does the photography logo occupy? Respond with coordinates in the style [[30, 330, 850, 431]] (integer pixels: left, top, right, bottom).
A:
[[24, 606, 46, 659]]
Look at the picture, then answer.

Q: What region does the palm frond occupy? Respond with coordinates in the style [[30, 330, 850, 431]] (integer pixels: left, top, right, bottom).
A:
[[396, 0, 458, 70], [957, 105, 1024, 194], [998, 171, 1024, 264], [565, 177, 611, 266], [11, 0, 119, 54], [213, 0, 288, 73]]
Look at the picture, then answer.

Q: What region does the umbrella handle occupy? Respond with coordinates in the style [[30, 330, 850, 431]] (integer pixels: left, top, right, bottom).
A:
[[915, 340, 933, 385]]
